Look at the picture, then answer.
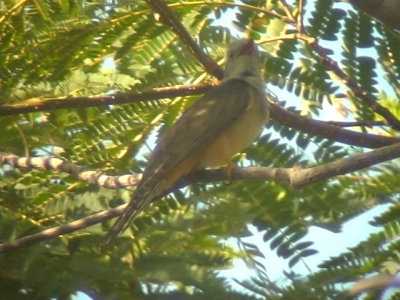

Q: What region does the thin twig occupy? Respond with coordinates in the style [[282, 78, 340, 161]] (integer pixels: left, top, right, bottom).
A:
[[0, 0, 29, 25], [297, 0, 305, 33], [259, 34, 298, 44], [280, 0, 295, 21], [326, 120, 387, 127], [170, 1, 293, 24]]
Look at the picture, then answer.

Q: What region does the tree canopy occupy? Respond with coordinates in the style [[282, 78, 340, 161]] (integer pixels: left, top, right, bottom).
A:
[[1, 0, 400, 299]]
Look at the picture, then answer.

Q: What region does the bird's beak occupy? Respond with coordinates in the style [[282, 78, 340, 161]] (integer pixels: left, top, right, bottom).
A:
[[239, 39, 257, 56]]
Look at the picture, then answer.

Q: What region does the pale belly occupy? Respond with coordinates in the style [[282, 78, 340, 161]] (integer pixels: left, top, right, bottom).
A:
[[196, 93, 268, 168]]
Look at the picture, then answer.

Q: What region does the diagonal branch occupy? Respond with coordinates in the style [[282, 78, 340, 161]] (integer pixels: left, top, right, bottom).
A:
[[311, 42, 400, 130], [0, 0, 29, 25], [278, 7, 400, 130], [2, 141, 400, 252], [272, 32, 400, 130], [146, 0, 223, 79]]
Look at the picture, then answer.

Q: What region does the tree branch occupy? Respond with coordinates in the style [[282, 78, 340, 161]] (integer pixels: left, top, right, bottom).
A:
[[191, 141, 400, 188], [0, 83, 214, 117], [2, 141, 400, 252], [283, 6, 400, 130], [146, 0, 224, 79], [1, 84, 399, 149], [326, 120, 387, 127], [0, 152, 142, 188], [146, 0, 292, 78], [268, 100, 400, 148], [311, 43, 400, 130], [0, 205, 126, 253]]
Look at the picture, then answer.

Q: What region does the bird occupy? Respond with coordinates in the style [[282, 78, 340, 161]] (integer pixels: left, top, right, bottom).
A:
[[103, 39, 269, 245]]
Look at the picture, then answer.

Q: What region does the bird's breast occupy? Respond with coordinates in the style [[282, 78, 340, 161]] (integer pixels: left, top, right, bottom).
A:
[[196, 88, 268, 169]]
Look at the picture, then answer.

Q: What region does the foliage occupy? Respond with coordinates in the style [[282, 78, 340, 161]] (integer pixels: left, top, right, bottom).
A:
[[1, 0, 400, 299]]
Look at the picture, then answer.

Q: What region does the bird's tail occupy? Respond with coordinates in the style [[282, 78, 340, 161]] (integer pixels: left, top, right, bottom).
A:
[[101, 179, 163, 248]]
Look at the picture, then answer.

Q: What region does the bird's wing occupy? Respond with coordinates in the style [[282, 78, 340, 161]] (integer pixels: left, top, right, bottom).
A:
[[148, 78, 259, 174]]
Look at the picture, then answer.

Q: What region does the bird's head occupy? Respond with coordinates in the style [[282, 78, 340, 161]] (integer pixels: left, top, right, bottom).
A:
[[223, 39, 264, 92]]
